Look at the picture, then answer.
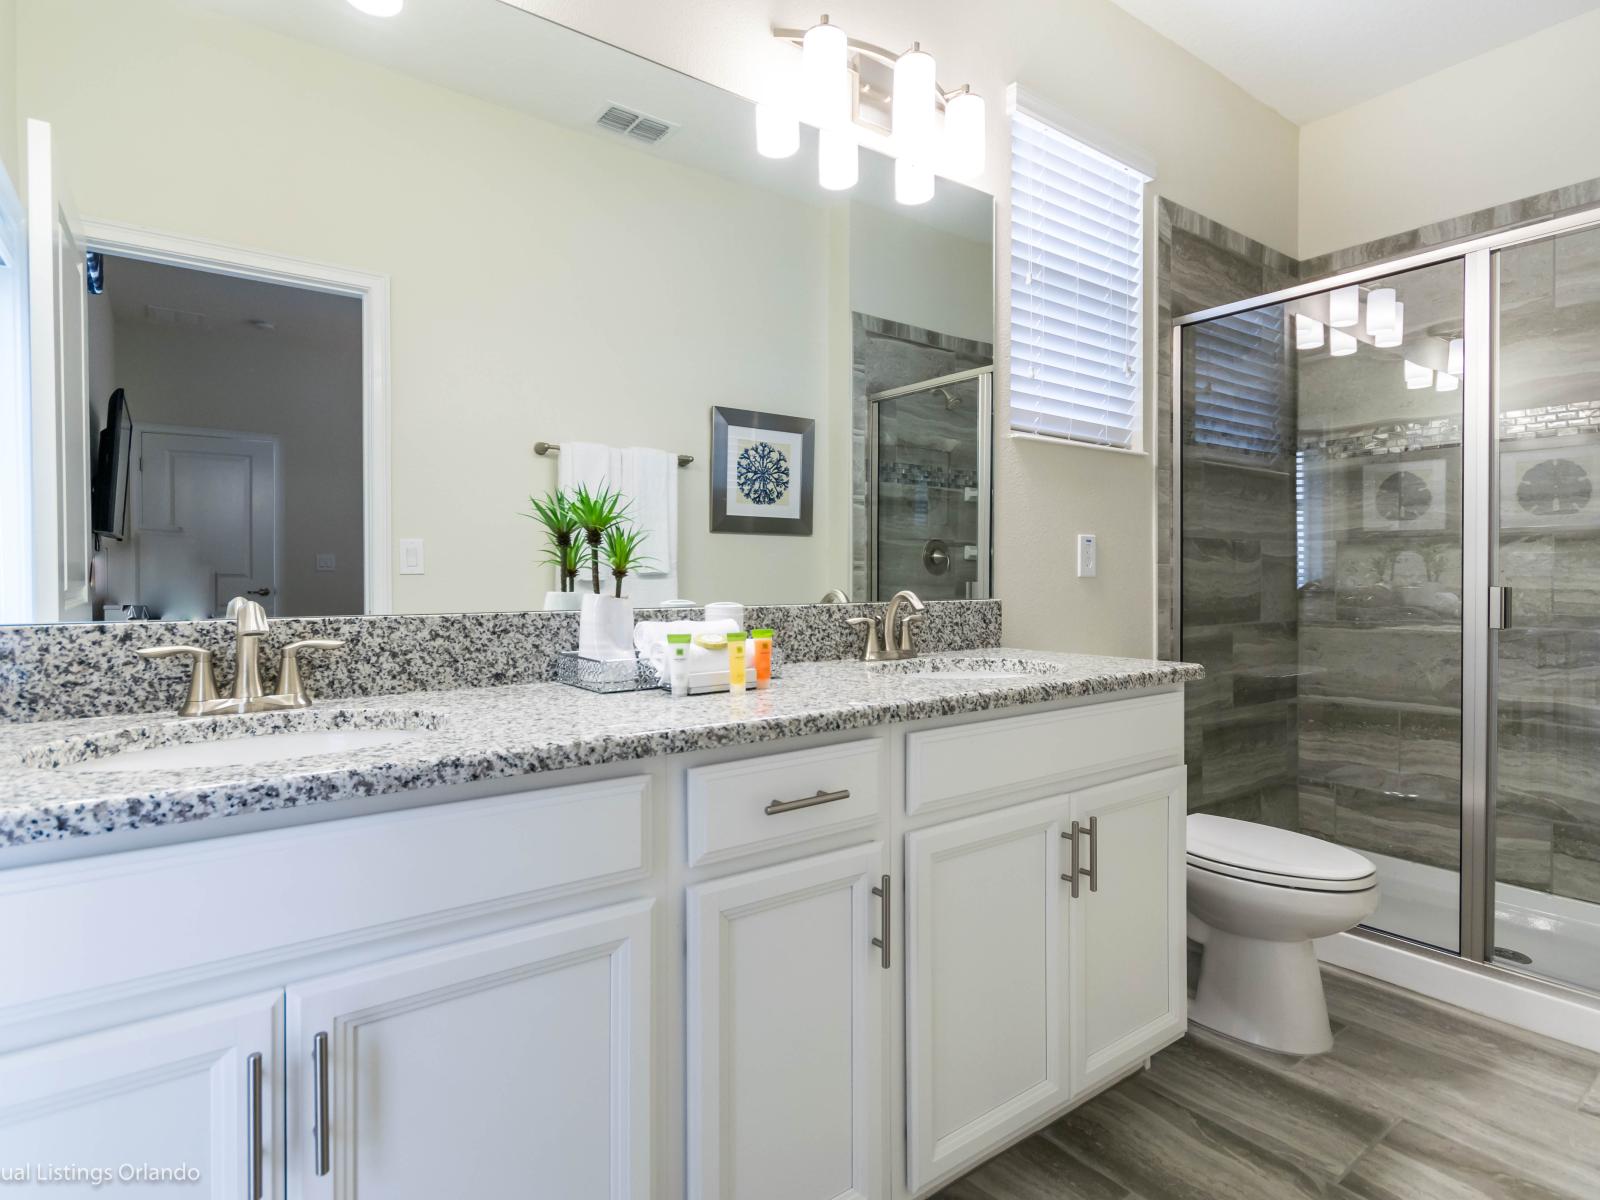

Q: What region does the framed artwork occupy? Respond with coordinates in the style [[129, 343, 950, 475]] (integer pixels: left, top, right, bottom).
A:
[[1500, 438, 1600, 530], [1361, 458, 1448, 532], [710, 406, 815, 535]]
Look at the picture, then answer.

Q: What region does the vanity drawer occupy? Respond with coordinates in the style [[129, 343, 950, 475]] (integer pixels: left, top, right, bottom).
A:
[[905, 692, 1183, 815], [686, 740, 883, 867]]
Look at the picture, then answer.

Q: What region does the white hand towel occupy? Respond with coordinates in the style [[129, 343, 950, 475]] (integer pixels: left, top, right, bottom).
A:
[[556, 441, 614, 493], [618, 446, 678, 603]]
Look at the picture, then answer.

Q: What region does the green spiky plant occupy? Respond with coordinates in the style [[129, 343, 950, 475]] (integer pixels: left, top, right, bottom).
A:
[[602, 525, 653, 599], [525, 490, 581, 592], [568, 482, 632, 595]]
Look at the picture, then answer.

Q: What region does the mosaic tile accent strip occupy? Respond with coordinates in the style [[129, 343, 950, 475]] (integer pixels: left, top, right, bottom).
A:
[[0, 600, 1001, 725]]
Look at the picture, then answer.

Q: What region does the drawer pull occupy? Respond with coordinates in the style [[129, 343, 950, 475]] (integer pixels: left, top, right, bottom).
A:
[[764, 788, 851, 816]]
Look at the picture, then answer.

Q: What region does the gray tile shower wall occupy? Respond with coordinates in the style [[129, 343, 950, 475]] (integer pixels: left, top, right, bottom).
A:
[[0, 599, 1002, 724]]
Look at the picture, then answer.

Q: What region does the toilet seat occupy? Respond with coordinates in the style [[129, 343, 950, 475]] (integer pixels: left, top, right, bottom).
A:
[[1187, 814, 1377, 894]]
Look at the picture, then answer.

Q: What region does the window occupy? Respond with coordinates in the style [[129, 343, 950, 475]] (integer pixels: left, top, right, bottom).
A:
[[1008, 105, 1149, 450], [1188, 307, 1290, 457]]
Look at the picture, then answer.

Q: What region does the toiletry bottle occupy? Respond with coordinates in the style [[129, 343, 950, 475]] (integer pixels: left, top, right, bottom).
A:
[[667, 633, 691, 697], [726, 632, 747, 691], [751, 629, 773, 690]]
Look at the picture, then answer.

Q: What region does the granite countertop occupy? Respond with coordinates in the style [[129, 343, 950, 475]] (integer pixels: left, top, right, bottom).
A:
[[0, 648, 1202, 848]]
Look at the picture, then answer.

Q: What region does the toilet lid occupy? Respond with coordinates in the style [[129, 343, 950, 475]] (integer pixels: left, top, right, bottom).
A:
[[1187, 814, 1376, 891]]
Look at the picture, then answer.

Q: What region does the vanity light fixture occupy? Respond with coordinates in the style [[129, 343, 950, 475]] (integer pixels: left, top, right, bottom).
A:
[[1404, 359, 1434, 389], [1328, 285, 1360, 328], [346, 0, 402, 16], [766, 18, 986, 203], [1294, 315, 1324, 351], [1329, 328, 1357, 357], [1373, 301, 1404, 348], [1447, 336, 1465, 377], [1436, 370, 1460, 392]]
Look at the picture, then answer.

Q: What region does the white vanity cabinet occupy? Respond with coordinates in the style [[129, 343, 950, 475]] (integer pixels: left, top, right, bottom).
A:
[[686, 843, 888, 1200], [0, 992, 282, 1198], [286, 901, 653, 1200]]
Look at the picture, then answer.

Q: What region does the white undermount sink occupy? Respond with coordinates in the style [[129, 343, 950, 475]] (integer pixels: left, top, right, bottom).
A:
[[871, 658, 1033, 681], [54, 728, 427, 774]]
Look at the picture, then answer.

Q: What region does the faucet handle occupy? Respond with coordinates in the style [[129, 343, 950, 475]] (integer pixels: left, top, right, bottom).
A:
[[136, 646, 221, 716], [846, 616, 883, 662], [276, 639, 345, 708], [898, 610, 926, 653]]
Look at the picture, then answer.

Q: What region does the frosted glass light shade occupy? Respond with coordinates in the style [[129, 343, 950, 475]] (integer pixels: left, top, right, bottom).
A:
[[817, 126, 858, 190], [893, 45, 938, 162], [895, 157, 934, 205], [943, 89, 986, 179], [1295, 315, 1324, 351], [1329, 328, 1357, 357], [1404, 360, 1434, 390], [801, 19, 851, 129], [1447, 337, 1465, 377], [1329, 285, 1360, 328], [347, 0, 402, 14], [1374, 301, 1405, 348], [1436, 371, 1460, 392], [1366, 287, 1397, 336], [755, 99, 799, 158]]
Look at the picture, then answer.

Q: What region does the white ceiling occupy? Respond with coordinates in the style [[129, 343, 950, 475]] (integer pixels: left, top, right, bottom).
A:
[[1103, 0, 1600, 123]]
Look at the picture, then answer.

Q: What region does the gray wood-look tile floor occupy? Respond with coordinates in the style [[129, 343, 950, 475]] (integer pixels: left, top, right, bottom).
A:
[[935, 966, 1600, 1200]]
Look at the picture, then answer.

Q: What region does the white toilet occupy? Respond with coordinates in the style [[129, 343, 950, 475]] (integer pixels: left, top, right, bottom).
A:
[[1186, 813, 1379, 1055]]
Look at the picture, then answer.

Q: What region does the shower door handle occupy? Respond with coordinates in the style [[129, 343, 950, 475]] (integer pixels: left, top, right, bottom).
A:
[[1488, 586, 1511, 630]]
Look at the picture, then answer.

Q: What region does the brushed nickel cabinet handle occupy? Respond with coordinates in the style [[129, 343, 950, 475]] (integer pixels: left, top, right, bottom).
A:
[[1062, 822, 1082, 898], [764, 788, 850, 816], [1086, 814, 1099, 894], [312, 1032, 331, 1178], [870, 874, 892, 970], [245, 1051, 263, 1200]]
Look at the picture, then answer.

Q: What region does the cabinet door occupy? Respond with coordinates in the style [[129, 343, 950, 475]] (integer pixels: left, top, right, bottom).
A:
[[904, 797, 1070, 1193], [286, 900, 652, 1200], [0, 992, 281, 1198], [687, 843, 887, 1200], [1067, 766, 1187, 1096]]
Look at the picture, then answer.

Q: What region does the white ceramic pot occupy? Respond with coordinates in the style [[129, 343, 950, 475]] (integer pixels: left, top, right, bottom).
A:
[[542, 590, 582, 612], [579, 593, 635, 660]]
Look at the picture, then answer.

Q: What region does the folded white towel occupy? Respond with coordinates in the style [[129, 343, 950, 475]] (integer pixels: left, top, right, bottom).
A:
[[622, 447, 677, 579], [633, 618, 739, 676], [556, 441, 613, 494]]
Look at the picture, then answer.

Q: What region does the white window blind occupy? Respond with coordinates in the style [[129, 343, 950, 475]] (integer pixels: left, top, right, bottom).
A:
[[1009, 109, 1149, 450], [1189, 308, 1289, 457]]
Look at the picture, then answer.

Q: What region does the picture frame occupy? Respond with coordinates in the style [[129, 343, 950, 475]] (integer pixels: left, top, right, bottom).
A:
[[710, 406, 815, 536], [1500, 436, 1600, 530], [1361, 457, 1448, 532]]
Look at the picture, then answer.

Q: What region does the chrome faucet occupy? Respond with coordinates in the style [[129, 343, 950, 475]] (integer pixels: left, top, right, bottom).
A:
[[137, 596, 345, 716], [848, 589, 927, 662]]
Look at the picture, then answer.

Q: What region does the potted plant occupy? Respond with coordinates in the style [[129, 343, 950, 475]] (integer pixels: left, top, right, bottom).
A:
[[567, 482, 636, 659], [602, 524, 652, 599], [526, 490, 582, 610]]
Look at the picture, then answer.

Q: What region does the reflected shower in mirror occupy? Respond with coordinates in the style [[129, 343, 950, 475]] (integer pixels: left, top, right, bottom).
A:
[[4, 0, 993, 624]]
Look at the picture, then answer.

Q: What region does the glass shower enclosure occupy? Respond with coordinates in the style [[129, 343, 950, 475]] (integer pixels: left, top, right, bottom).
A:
[[1176, 210, 1600, 997], [868, 367, 993, 602]]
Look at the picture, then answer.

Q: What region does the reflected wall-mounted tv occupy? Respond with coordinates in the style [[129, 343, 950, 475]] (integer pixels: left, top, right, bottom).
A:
[[91, 388, 133, 540]]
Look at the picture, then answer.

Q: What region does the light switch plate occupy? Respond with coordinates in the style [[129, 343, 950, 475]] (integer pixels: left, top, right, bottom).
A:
[[399, 539, 425, 575], [315, 553, 336, 572], [1076, 533, 1097, 578]]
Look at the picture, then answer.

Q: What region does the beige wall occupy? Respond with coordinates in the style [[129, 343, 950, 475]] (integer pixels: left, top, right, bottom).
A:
[[512, 0, 1301, 657], [109, 315, 366, 618], [848, 202, 992, 344], [0, 0, 16, 185], [17, 0, 845, 613], [1299, 8, 1600, 260]]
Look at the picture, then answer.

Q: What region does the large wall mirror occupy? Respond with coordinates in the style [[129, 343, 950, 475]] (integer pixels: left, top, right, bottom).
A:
[[3, 0, 995, 625]]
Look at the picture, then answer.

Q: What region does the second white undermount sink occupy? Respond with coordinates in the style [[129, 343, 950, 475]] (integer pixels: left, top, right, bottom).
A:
[[871, 657, 1034, 681], [54, 728, 427, 774]]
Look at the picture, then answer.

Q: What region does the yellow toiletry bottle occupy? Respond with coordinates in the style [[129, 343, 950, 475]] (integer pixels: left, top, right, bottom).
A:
[[726, 632, 747, 691]]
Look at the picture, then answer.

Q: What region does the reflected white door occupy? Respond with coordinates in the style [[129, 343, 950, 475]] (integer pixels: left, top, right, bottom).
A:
[[134, 427, 278, 618], [25, 118, 91, 621]]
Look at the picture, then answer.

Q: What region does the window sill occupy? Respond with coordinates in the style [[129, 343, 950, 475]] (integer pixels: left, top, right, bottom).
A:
[[1007, 430, 1150, 458]]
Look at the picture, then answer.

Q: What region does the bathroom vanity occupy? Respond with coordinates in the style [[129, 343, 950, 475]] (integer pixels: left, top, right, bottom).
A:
[[0, 649, 1197, 1199]]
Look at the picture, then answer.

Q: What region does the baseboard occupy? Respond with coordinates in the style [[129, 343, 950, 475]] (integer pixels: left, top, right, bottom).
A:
[[1317, 929, 1600, 1053]]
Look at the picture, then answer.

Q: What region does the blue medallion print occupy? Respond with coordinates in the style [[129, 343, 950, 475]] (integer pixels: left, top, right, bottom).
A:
[[735, 440, 791, 506]]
